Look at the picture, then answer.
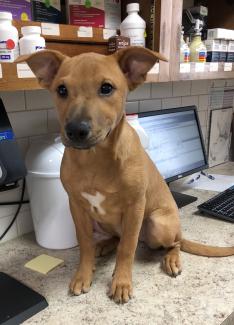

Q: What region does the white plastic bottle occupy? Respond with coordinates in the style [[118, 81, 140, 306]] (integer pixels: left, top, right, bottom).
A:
[[0, 12, 19, 62], [19, 26, 46, 55], [120, 3, 146, 47], [190, 19, 207, 62], [126, 114, 149, 149], [180, 29, 190, 63]]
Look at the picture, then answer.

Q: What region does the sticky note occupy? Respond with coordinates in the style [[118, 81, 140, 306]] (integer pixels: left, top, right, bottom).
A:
[[25, 254, 64, 275]]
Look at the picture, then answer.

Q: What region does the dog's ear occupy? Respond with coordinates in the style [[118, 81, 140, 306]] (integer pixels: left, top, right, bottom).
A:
[[113, 47, 167, 90], [16, 50, 66, 88]]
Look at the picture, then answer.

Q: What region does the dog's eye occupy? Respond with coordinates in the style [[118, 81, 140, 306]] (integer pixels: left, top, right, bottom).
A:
[[57, 85, 68, 98], [99, 83, 113, 96]]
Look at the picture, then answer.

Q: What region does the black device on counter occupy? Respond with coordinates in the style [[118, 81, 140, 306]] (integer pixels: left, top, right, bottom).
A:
[[198, 185, 234, 222], [0, 98, 27, 191], [137, 106, 208, 208], [0, 99, 47, 323], [0, 272, 48, 324]]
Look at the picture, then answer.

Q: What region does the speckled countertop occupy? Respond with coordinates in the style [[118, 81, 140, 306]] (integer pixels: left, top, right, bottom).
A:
[[0, 163, 234, 325]]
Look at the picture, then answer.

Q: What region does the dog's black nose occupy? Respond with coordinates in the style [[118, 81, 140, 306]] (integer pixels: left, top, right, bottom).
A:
[[65, 120, 91, 141]]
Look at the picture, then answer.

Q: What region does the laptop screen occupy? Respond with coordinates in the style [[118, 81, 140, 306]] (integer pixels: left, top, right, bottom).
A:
[[138, 106, 208, 182]]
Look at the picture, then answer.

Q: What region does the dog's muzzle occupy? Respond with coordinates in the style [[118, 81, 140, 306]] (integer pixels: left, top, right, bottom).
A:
[[65, 119, 92, 149]]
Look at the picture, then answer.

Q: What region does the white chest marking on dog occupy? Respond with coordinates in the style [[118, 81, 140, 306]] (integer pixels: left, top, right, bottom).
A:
[[81, 191, 106, 215]]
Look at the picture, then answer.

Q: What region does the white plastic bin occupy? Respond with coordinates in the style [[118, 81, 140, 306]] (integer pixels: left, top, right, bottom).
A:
[[26, 135, 77, 249]]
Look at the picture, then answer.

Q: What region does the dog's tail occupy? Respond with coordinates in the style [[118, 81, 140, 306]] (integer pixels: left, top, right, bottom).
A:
[[180, 239, 234, 257]]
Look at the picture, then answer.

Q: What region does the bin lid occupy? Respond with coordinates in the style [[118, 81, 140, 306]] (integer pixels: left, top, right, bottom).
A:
[[26, 135, 65, 178]]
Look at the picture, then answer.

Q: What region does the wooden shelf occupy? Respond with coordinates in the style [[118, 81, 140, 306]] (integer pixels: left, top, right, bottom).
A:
[[169, 0, 234, 82], [0, 20, 110, 91], [0, 61, 162, 91], [1, 2, 234, 92], [0, 16, 169, 90], [13, 21, 109, 44], [175, 62, 234, 81], [0, 63, 39, 91]]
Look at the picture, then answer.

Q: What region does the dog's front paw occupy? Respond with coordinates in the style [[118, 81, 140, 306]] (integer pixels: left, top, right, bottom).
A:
[[69, 269, 93, 296], [109, 272, 133, 304], [163, 253, 182, 277]]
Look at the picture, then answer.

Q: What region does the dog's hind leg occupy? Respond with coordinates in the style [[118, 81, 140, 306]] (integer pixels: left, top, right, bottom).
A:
[[143, 209, 182, 277], [95, 237, 119, 257]]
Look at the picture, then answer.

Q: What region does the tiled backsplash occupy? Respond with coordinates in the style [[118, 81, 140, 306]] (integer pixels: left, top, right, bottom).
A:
[[0, 78, 234, 243]]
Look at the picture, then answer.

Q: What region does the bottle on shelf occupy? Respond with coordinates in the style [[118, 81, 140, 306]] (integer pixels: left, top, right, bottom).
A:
[[19, 26, 46, 55], [126, 114, 149, 149], [180, 27, 190, 63], [190, 19, 207, 63], [120, 3, 146, 47], [0, 11, 19, 62]]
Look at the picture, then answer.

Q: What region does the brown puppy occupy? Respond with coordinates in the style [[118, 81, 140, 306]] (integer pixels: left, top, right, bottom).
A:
[[18, 47, 234, 304]]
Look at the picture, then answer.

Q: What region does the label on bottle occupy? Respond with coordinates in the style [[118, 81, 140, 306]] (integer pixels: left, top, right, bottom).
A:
[[122, 29, 145, 47], [130, 37, 145, 47], [184, 50, 190, 63], [0, 49, 15, 62], [0, 39, 15, 50], [199, 51, 207, 62], [0, 37, 19, 62], [35, 46, 46, 51]]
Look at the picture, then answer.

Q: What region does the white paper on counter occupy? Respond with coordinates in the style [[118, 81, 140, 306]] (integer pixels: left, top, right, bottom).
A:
[[0, 64, 2, 78], [171, 173, 234, 193]]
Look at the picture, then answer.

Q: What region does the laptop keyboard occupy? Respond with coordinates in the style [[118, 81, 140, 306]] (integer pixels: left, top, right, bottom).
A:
[[198, 185, 234, 222]]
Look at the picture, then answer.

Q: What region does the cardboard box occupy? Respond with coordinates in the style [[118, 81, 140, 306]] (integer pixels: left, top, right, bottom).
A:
[[205, 39, 220, 62], [0, 0, 32, 21], [207, 28, 227, 40], [31, 0, 63, 23], [207, 28, 234, 41], [220, 40, 228, 62], [67, 0, 121, 29], [227, 40, 234, 62], [108, 35, 130, 53]]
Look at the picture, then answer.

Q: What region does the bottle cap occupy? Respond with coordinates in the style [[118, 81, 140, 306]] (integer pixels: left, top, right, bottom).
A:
[[0, 11, 13, 20], [127, 3, 140, 13], [21, 26, 42, 35]]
